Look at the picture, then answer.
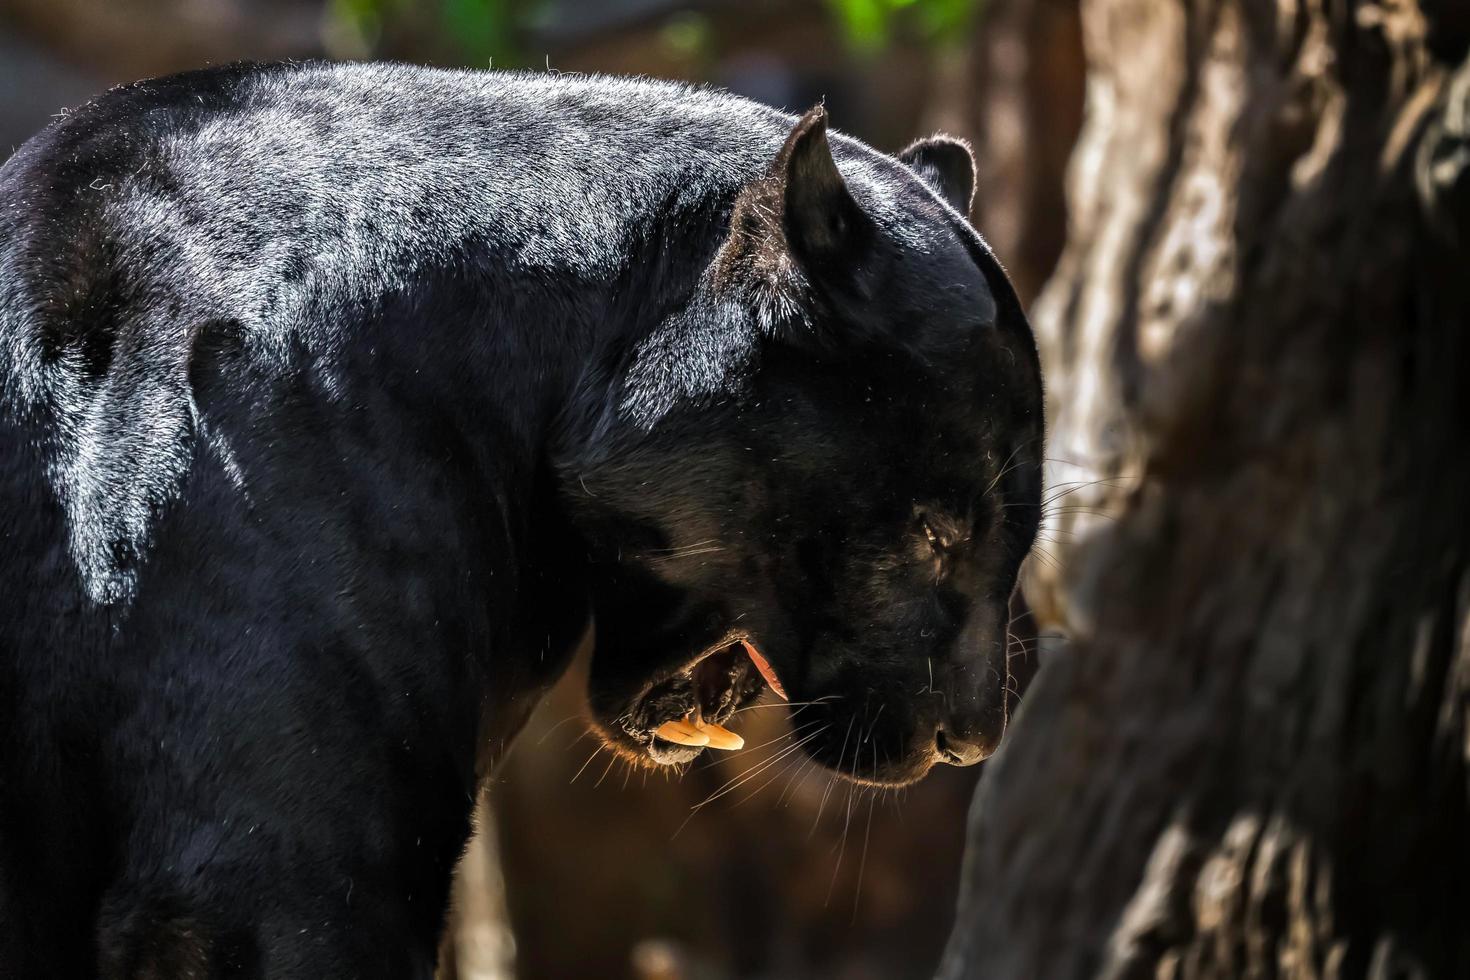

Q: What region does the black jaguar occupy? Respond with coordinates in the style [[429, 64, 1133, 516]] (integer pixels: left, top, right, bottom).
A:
[[0, 62, 1042, 977]]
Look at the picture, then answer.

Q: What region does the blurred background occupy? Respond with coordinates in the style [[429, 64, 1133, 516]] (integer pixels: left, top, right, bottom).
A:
[[0, 3, 1085, 978]]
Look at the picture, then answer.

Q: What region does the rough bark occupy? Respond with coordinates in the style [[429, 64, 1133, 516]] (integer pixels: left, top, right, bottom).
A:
[[943, 1, 1470, 977]]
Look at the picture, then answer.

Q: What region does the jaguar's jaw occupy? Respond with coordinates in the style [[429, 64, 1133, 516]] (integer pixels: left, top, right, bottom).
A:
[[590, 636, 785, 767]]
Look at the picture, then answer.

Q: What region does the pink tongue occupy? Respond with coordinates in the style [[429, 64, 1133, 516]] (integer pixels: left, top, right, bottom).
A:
[[741, 640, 788, 701]]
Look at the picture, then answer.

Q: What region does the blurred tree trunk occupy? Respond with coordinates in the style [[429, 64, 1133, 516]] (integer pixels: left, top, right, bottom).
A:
[[439, 795, 516, 980], [963, 0, 1086, 305], [943, 0, 1470, 977]]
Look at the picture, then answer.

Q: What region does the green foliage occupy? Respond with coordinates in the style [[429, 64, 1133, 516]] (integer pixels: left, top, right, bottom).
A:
[[443, 0, 510, 64], [325, 0, 541, 65], [659, 11, 715, 63], [325, 0, 398, 53], [823, 0, 982, 53], [322, 0, 980, 66], [442, 0, 550, 65]]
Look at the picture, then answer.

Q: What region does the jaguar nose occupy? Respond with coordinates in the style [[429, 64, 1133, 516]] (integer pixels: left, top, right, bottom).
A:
[[936, 607, 1011, 767], [933, 725, 998, 767]]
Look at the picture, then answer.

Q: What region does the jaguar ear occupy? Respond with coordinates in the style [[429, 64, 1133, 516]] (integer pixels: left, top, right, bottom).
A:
[[899, 135, 976, 214], [770, 104, 873, 274], [710, 104, 875, 340]]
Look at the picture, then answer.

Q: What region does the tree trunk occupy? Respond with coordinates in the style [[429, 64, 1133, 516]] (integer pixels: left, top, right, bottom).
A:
[[963, 0, 1086, 306], [439, 795, 517, 980], [942, 1, 1470, 977]]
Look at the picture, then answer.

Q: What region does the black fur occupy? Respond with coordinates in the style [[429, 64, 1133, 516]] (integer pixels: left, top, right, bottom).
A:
[[0, 62, 1041, 977], [899, 134, 978, 213]]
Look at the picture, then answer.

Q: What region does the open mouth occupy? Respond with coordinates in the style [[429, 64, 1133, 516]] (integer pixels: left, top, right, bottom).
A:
[[616, 639, 787, 765]]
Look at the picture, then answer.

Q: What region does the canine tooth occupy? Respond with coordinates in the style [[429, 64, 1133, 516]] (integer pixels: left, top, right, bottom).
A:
[[655, 719, 709, 747], [697, 723, 744, 751], [741, 640, 788, 700]]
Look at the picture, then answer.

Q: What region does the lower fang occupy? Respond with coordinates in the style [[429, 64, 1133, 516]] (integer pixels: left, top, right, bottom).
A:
[[697, 723, 744, 751], [655, 719, 709, 747]]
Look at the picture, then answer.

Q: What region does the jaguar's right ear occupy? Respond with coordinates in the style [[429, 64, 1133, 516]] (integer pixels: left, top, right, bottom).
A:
[[770, 105, 873, 272], [714, 105, 875, 311]]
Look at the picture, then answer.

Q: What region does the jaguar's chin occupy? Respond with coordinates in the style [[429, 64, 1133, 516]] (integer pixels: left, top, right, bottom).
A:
[[589, 638, 787, 768]]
